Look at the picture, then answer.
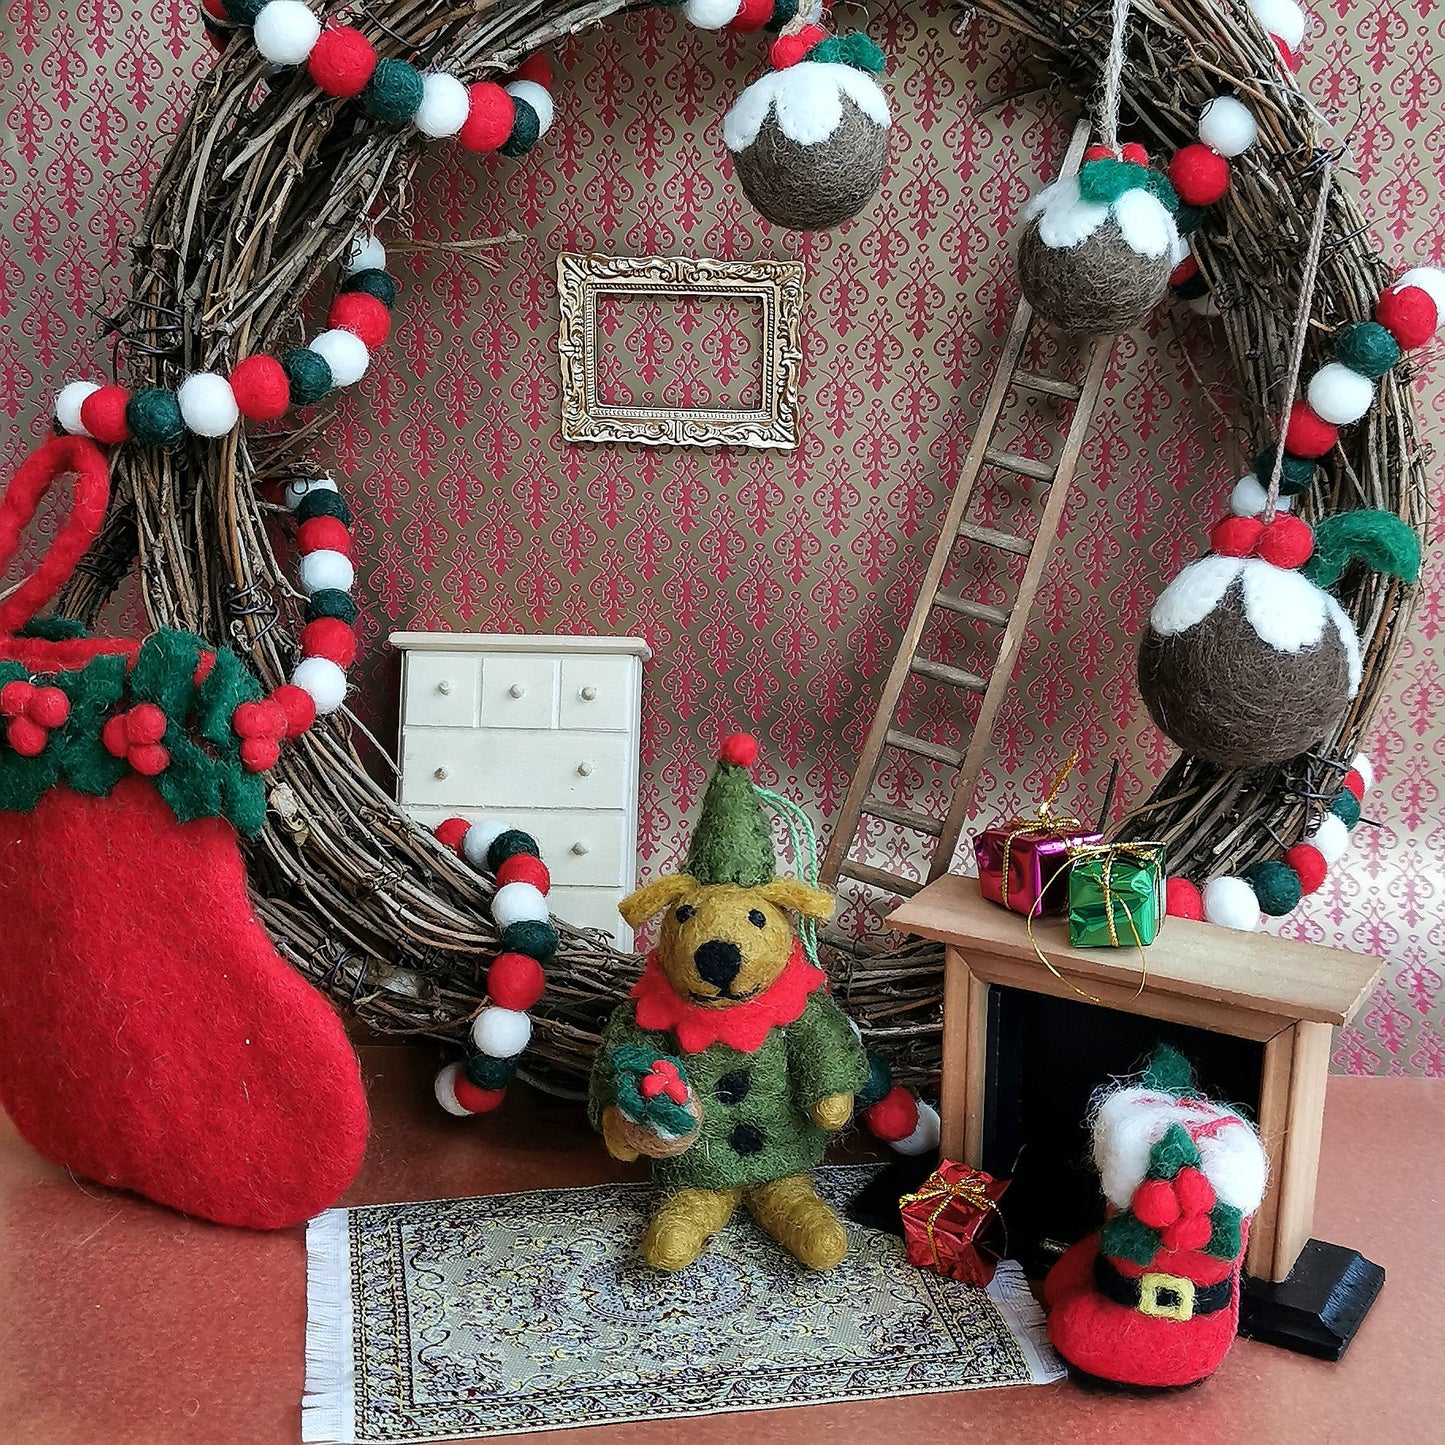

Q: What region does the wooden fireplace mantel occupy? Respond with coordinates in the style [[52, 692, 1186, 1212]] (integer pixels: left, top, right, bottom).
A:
[[887, 876, 1385, 1282]]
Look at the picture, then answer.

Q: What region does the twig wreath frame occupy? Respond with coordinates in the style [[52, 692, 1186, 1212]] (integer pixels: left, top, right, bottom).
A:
[[50, 0, 1429, 1091]]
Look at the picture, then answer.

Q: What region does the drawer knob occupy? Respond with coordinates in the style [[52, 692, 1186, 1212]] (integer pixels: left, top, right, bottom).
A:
[[433, 766, 449, 781], [437, 679, 453, 695], [576, 760, 594, 778], [579, 685, 598, 701], [508, 683, 526, 699], [571, 841, 590, 856]]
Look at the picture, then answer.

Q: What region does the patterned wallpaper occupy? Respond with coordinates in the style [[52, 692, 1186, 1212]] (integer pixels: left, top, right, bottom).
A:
[[0, 2, 1441, 1074]]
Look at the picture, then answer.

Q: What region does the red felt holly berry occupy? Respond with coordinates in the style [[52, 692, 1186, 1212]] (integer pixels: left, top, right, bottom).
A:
[[327, 292, 391, 350], [102, 703, 170, 776], [0, 680, 31, 717], [496, 852, 550, 894], [1131, 1178, 1181, 1228], [1121, 142, 1149, 165], [2, 681, 71, 755], [272, 683, 317, 739], [1342, 768, 1365, 800], [1165, 876, 1204, 920], [228, 355, 291, 421], [1169, 143, 1231, 206], [7, 717, 48, 757], [640, 1058, 690, 1103], [299, 616, 357, 668], [297, 516, 353, 559], [1375, 285, 1439, 351], [192, 651, 216, 687], [728, 0, 773, 32], [233, 699, 288, 741], [459, 82, 514, 152], [26, 685, 70, 729], [862, 1084, 918, 1142], [486, 950, 546, 1011], [434, 816, 471, 853], [770, 25, 827, 68], [719, 731, 759, 768], [1172, 1164, 1216, 1216], [1255, 513, 1314, 569], [1161, 1210, 1215, 1253], [78, 385, 133, 445], [308, 26, 377, 98], [1283, 843, 1328, 895], [1210, 515, 1264, 558], [513, 53, 553, 89], [1082, 144, 1115, 162], [1284, 400, 1339, 458]]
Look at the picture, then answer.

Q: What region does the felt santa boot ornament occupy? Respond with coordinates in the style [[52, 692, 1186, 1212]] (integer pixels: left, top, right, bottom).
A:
[[1044, 1047, 1268, 1388], [0, 437, 368, 1229]]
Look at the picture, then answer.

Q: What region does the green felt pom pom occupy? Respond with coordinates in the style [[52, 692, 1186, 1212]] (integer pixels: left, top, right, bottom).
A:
[[807, 30, 886, 73], [305, 589, 358, 625], [858, 1049, 893, 1109], [488, 828, 541, 872], [1303, 510, 1423, 588], [223, 0, 266, 23], [1331, 790, 1362, 827], [1246, 860, 1303, 916], [1336, 321, 1401, 380], [341, 269, 397, 308], [1174, 202, 1205, 236], [126, 388, 185, 448], [281, 347, 332, 407], [1144, 168, 1180, 215], [295, 489, 353, 527], [465, 1052, 517, 1091], [766, 0, 799, 31], [1253, 445, 1316, 498], [501, 920, 557, 963], [363, 58, 425, 124], [499, 97, 540, 158]]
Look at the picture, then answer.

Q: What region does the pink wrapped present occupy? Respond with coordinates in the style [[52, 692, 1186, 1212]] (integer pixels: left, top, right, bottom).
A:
[[974, 816, 1102, 917]]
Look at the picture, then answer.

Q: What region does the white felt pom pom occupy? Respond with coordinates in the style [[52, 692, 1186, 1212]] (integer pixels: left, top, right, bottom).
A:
[[1203, 876, 1261, 931], [462, 820, 508, 869], [297, 549, 355, 596], [292, 656, 348, 714], [253, 1, 320, 65], [176, 372, 239, 437], [344, 234, 386, 275], [309, 329, 370, 386], [55, 380, 101, 435], [1308, 812, 1351, 864], [1307, 363, 1374, 425], [1248, 0, 1306, 50], [1230, 473, 1293, 518], [506, 79, 554, 136], [1198, 96, 1259, 158], [492, 881, 549, 928], [471, 1006, 532, 1059], [415, 73, 471, 138], [434, 1062, 473, 1117], [284, 477, 338, 511], [1395, 267, 1445, 317], [1351, 752, 1375, 791], [891, 1100, 942, 1156], [684, 0, 742, 28]]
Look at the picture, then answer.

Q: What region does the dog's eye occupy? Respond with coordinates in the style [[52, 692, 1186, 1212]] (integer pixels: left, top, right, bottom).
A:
[[675, 905, 696, 922], [748, 909, 767, 928]]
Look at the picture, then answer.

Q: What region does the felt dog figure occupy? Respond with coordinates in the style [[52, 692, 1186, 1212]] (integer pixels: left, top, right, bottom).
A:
[[589, 733, 868, 1272]]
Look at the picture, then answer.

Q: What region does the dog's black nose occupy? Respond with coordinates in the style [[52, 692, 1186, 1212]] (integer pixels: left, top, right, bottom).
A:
[[693, 939, 742, 991]]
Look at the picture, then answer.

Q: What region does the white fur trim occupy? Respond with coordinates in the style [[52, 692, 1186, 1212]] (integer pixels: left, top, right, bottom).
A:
[[891, 1100, 942, 1156], [1149, 555, 1246, 636], [1351, 752, 1375, 790], [1111, 186, 1179, 260], [506, 79, 554, 135], [1395, 267, 1445, 317], [434, 1062, 473, 1116], [1248, 0, 1306, 50], [1094, 1086, 1268, 1214], [461, 819, 508, 868], [723, 63, 890, 152], [54, 380, 101, 435], [491, 880, 549, 928], [1309, 812, 1351, 863], [471, 1006, 532, 1059], [1203, 875, 1262, 932]]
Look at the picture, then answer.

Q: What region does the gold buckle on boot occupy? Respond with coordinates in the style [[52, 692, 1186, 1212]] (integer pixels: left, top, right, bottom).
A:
[[1137, 1272, 1196, 1321]]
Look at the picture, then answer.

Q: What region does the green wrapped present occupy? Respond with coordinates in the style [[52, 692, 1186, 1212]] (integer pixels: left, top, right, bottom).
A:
[[1067, 842, 1166, 948]]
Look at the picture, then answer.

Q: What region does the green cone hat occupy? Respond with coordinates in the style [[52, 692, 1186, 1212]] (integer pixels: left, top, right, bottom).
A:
[[684, 733, 775, 887]]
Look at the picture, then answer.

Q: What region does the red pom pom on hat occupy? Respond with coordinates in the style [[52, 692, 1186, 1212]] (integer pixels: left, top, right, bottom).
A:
[[718, 732, 760, 768], [328, 292, 392, 349], [297, 516, 353, 559], [1210, 515, 1264, 558], [1284, 401, 1338, 458], [1165, 877, 1204, 920], [497, 853, 550, 894], [1255, 513, 1314, 569], [272, 684, 317, 739], [1169, 144, 1231, 206], [863, 1085, 919, 1142], [435, 817, 471, 853], [487, 951, 546, 1011], [229, 355, 291, 421], [79, 385, 132, 445], [513, 53, 553, 89], [308, 27, 377, 98], [300, 616, 357, 668], [1284, 843, 1327, 895], [1375, 285, 1439, 351], [459, 82, 514, 152]]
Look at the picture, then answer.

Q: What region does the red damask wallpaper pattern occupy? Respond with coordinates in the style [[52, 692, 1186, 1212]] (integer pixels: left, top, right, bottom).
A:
[[0, 1, 1441, 1074]]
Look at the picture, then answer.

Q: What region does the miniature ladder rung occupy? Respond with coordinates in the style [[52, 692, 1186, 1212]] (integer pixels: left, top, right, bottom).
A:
[[932, 592, 1010, 626], [984, 447, 1055, 482], [955, 521, 1033, 557], [859, 797, 944, 836], [1013, 372, 1082, 401], [910, 658, 988, 691], [885, 729, 965, 767], [836, 860, 924, 897]]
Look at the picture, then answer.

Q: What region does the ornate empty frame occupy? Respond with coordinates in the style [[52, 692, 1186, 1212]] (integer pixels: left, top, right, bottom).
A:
[[557, 253, 804, 448]]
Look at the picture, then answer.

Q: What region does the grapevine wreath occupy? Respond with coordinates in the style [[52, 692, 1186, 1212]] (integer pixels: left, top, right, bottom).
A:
[[27, 0, 1430, 1094]]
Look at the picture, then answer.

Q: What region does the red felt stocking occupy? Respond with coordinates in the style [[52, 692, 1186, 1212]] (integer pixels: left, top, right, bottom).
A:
[[0, 438, 368, 1229]]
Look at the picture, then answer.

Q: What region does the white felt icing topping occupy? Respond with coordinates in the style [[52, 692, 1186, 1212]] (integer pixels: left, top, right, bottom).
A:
[[1322, 593, 1363, 696], [1112, 186, 1177, 259], [1149, 555, 1245, 635], [1027, 173, 1180, 259], [723, 62, 890, 152]]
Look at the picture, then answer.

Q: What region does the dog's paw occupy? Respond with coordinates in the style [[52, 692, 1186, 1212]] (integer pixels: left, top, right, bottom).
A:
[[808, 1092, 854, 1131]]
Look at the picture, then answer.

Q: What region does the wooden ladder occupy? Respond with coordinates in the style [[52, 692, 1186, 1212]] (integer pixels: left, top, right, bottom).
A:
[[821, 120, 1113, 901]]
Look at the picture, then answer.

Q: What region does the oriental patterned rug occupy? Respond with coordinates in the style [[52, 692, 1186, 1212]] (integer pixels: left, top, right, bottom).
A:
[[302, 1165, 1062, 1443]]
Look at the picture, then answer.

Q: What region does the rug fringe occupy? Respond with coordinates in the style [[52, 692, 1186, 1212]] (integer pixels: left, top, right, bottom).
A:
[[303, 1208, 358, 1444], [986, 1260, 1066, 1384]]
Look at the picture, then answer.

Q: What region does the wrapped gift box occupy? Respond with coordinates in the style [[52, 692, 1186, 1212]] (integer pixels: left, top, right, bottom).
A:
[[899, 1160, 1009, 1286], [975, 817, 1102, 918], [1068, 842, 1166, 948]]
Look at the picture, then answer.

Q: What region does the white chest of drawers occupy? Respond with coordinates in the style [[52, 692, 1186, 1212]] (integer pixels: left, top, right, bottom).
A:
[[391, 633, 651, 949]]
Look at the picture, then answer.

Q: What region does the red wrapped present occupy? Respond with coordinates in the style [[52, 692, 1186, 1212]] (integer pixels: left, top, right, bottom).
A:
[[899, 1161, 1010, 1286]]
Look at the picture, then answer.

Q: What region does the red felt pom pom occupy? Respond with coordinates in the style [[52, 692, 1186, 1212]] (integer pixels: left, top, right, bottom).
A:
[[308, 26, 377, 98], [127, 703, 168, 745], [1121, 142, 1149, 166], [1342, 768, 1365, 801], [27, 686, 70, 729], [769, 33, 814, 68], [434, 817, 472, 853], [718, 731, 759, 768], [1273, 37, 1302, 72], [228, 355, 291, 421], [201, 0, 227, 17], [1162, 1211, 1215, 1253], [1255, 513, 1314, 569], [452, 1076, 505, 1114], [299, 616, 357, 668], [7, 717, 48, 757], [240, 737, 281, 772], [1375, 285, 1440, 351], [1165, 877, 1204, 921], [1284, 843, 1328, 895], [297, 516, 354, 559], [1172, 1164, 1216, 1216], [233, 699, 287, 741], [728, 0, 773, 31], [129, 742, 170, 777], [459, 82, 514, 153], [327, 292, 392, 349], [513, 53, 553, 90], [1169, 254, 1199, 288], [1169, 143, 1231, 206], [79, 385, 133, 445], [272, 683, 317, 739], [1131, 1178, 1181, 1228], [862, 1084, 918, 1142], [487, 951, 546, 1011], [1082, 144, 1115, 162], [497, 853, 550, 894], [1283, 401, 1338, 459], [0, 681, 31, 717], [1210, 515, 1264, 558]]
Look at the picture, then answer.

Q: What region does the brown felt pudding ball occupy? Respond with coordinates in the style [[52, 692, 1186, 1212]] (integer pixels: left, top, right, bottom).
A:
[[1137, 555, 1361, 771], [723, 62, 891, 232]]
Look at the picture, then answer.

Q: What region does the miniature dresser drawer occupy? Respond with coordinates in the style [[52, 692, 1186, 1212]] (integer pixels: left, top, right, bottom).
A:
[[544, 885, 631, 939], [403, 652, 479, 728], [479, 654, 559, 729], [405, 806, 629, 889], [559, 654, 636, 732]]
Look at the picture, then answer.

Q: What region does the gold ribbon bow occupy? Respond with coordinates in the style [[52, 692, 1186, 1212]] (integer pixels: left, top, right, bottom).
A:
[[899, 1170, 1006, 1269], [996, 746, 1086, 911]]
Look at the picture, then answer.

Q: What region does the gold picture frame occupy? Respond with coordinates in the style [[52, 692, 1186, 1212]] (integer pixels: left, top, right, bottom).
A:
[[556, 253, 804, 449]]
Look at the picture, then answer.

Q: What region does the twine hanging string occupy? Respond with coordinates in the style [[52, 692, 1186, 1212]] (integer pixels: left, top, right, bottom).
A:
[[1263, 156, 1336, 522], [754, 785, 824, 967], [1098, 0, 1133, 155]]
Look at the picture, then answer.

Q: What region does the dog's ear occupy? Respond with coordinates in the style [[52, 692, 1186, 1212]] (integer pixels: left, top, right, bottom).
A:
[[619, 874, 695, 929], [755, 877, 835, 921]]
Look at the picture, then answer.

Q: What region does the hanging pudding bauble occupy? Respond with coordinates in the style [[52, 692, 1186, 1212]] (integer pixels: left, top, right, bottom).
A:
[[1137, 510, 1420, 771], [723, 53, 890, 232], [1017, 152, 1182, 334]]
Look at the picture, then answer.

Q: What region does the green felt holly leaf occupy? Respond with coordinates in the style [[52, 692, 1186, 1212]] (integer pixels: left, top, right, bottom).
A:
[[1100, 1210, 1160, 1266], [1303, 511, 1422, 589], [1078, 158, 1150, 206], [1206, 1201, 1244, 1259], [1147, 1122, 1202, 1180], [57, 653, 130, 797], [1141, 1044, 1197, 1096], [806, 32, 887, 74]]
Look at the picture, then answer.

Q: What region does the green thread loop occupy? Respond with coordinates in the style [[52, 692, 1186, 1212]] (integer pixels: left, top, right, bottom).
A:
[[753, 783, 823, 967]]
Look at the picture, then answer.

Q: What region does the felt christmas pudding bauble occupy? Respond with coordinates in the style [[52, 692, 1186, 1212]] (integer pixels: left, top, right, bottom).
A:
[[1017, 151, 1182, 334], [723, 44, 891, 232], [1137, 508, 1420, 771]]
